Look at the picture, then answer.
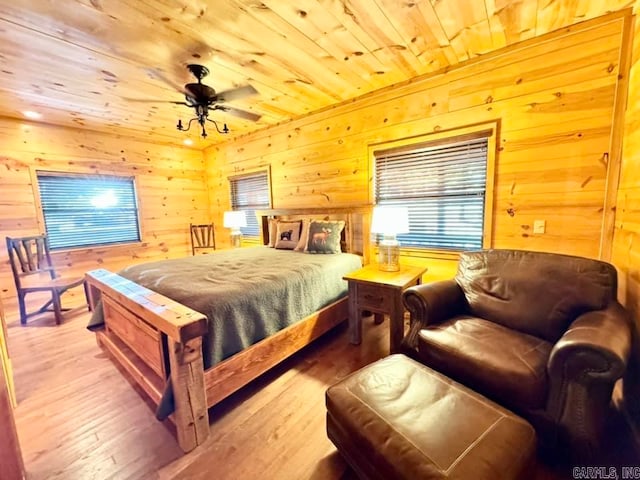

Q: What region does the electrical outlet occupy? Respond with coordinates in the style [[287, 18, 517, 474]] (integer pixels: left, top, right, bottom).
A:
[[533, 220, 546, 234]]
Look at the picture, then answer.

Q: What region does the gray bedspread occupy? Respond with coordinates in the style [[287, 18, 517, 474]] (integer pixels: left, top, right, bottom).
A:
[[100, 247, 361, 369]]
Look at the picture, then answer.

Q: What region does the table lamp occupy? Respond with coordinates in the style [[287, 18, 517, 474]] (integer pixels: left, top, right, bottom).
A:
[[223, 210, 247, 248], [370, 206, 409, 272]]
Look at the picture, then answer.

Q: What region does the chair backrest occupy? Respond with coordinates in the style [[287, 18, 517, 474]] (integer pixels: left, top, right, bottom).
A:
[[455, 249, 617, 342], [6, 235, 56, 288], [190, 224, 215, 255]]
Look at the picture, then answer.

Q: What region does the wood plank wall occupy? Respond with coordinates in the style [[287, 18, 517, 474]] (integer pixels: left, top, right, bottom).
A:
[[0, 119, 208, 312], [205, 12, 630, 280], [614, 3, 640, 419]]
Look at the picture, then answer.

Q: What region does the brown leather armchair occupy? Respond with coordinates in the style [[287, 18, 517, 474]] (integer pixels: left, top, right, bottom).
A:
[[402, 249, 633, 460]]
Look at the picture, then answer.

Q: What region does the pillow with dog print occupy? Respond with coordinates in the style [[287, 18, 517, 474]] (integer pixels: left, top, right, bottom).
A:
[[305, 220, 345, 254], [274, 220, 302, 250]]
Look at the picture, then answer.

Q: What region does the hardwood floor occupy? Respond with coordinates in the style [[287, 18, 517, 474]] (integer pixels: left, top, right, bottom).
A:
[[6, 308, 582, 479]]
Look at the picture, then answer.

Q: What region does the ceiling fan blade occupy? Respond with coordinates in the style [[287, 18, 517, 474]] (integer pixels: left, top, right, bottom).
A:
[[146, 68, 189, 96], [123, 98, 188, 105], [216, 85, 258, 103], [220, 106, 261, 122]]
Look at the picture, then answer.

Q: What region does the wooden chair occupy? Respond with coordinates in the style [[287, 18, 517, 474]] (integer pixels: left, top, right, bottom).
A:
[[190, 224, 216, 255], [6, 235, 87, 325]]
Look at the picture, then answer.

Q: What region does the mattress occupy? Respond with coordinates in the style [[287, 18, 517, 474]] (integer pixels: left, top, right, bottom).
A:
[[116, 246, 362, 368]]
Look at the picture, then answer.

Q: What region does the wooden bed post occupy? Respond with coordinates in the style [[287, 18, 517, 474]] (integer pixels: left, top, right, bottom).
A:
[[168, 337, 209, 452], [85, 269, 210, 452]]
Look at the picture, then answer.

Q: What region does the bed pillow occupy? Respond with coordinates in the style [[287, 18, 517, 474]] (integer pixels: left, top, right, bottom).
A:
[[275, 220, 302, 250], [305, 220, 345, 254], [294, 219, 311, 252], [267, 219, 278, 247]]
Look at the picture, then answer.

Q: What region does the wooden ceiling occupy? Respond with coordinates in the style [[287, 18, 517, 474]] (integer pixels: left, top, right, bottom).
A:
[[0, 0, 632, 149]]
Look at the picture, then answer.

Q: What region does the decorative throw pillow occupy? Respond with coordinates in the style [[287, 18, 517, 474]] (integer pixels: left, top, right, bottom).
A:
[[294, 219, 311, 252], [275, 220, 302, 250], [305, 220, 345, 254], [267, 218, 278, 247]]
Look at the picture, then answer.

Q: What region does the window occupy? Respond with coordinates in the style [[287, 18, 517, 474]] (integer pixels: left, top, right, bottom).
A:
[[229, 171, 271, 238], [36, 172, 141, 250], [374, 131, 492, 251]]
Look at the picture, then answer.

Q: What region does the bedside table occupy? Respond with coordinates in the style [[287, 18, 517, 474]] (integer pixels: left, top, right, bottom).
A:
[[343, 264, 427, 353]]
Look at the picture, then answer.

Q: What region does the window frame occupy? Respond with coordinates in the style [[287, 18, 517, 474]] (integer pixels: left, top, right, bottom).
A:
[[32, 169, 143, 251], [368, 122, 497, 259], [227, 167, 272, 241]]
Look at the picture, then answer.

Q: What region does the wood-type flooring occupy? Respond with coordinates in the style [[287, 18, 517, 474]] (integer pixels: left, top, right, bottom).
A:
[[7, 307, 629, 479]]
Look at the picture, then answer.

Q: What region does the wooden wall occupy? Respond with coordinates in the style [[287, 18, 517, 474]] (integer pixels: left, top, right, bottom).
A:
[[0, 9, 633, 326], [614, 3, 640, 418], [0, 119, 208, 313], [205, 12, 629, 279]]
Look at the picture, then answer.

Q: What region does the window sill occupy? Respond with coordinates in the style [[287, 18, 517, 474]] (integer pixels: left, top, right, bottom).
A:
[[401, 248, 462, 261], [50, 240, 144, 254], [373, 246, 462, 261]]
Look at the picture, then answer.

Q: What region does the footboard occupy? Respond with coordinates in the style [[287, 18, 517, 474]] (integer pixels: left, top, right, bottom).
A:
[[85, 269, 209, 452]]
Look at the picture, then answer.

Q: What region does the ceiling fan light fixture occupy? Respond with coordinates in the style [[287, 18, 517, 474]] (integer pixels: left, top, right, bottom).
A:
[[176, 116, 228, 138], [140, 64, 260, 139]]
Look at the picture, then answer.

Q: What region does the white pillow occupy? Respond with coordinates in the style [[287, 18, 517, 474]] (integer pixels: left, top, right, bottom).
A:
[[294, 220, 310, 252], [267, 218, 278, 247]]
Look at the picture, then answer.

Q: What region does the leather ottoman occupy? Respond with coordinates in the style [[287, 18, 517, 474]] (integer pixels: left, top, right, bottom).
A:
[[326, 354, 537, 480]]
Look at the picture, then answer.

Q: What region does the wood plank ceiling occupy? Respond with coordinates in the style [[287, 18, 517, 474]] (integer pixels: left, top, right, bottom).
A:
[[0, 0, 633, 149]]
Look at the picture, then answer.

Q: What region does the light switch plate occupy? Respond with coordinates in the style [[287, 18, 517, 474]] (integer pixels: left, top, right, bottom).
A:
[[533, 220, 546, 234]]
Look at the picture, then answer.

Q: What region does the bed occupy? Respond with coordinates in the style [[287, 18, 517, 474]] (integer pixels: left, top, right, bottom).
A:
[[85, 208, 369, 452]]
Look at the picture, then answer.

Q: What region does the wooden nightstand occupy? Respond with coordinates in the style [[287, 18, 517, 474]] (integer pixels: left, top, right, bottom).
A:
[[343, 264, 427, 353]]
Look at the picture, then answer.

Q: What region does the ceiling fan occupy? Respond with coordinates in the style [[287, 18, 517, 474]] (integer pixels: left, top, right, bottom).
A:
[[132, 64, 261, 138]]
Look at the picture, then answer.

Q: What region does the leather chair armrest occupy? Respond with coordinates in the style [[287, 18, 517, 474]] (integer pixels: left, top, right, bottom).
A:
[[548, 303, 632, 381], [546, 303, 632, 456], [402, 280, 466, 349]]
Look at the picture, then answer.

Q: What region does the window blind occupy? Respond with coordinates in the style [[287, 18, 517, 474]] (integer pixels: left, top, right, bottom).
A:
[[37, 172, 141, 250], [229, 172, 270, 237], [375, 136, 489, 250]]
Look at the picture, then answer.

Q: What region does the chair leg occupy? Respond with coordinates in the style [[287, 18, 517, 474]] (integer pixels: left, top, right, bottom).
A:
[[83, 281, 92, 312], [51, 291, 62, 325], [18, 292, 27, 325]]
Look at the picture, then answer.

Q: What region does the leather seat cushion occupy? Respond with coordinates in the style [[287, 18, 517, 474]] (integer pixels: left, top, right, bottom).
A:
[[326, 354, 536, 480], [417, 316, 552, 410]]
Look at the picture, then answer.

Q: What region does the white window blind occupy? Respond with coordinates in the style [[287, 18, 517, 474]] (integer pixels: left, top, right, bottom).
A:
[[230, 172, 270, 237], [37, 172, 141, 250], [375, 136, 489, 251]]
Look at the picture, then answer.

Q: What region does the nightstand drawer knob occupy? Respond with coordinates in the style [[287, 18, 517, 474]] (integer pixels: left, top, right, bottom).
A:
[[363, 293, 384, 304]]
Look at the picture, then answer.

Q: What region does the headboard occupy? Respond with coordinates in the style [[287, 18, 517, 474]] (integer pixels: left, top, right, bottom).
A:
[[256, 207, 370, 263]]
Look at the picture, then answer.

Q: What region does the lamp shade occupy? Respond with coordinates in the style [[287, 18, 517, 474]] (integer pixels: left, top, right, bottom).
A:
[[370, 206, 409, 236], [223, 210, 247, 229]]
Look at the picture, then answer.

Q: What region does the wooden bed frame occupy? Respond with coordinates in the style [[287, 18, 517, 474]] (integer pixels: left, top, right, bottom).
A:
[[85, 207, 369, 452]]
